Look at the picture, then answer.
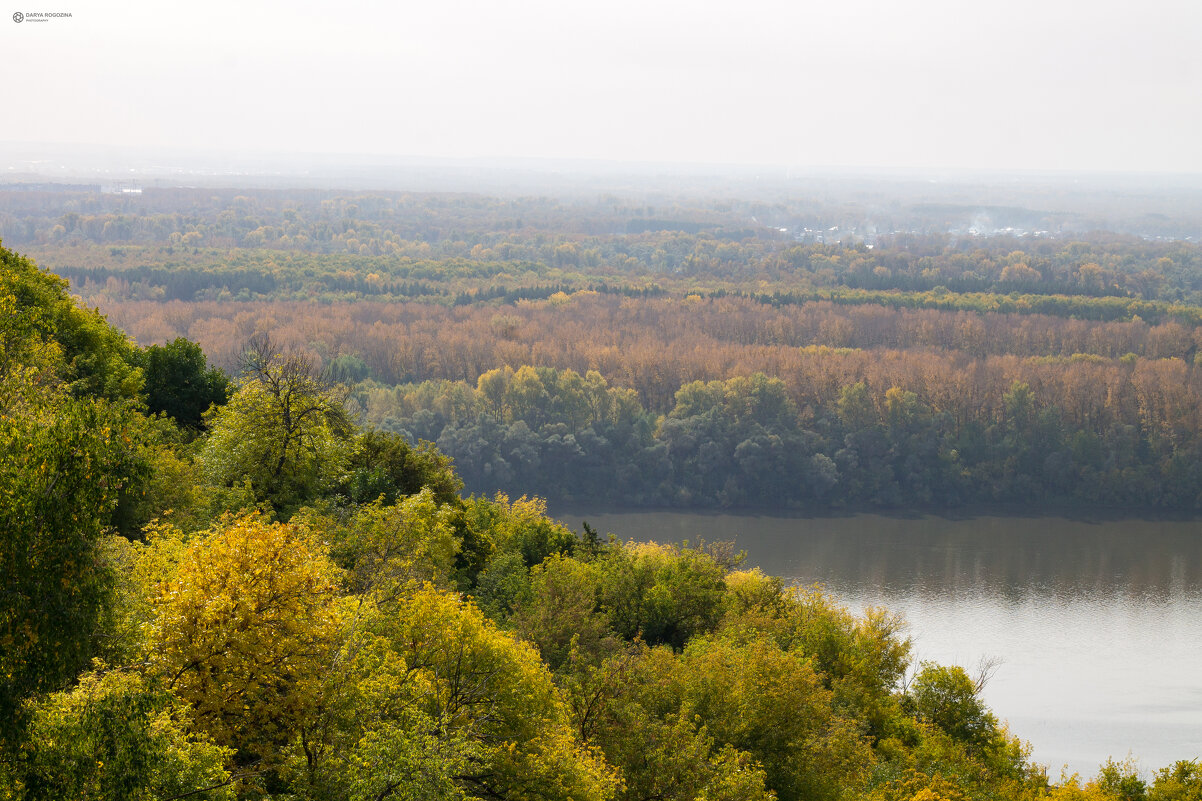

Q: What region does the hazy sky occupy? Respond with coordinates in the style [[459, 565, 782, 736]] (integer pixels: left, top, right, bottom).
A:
[[5, 0, 1201, 173]]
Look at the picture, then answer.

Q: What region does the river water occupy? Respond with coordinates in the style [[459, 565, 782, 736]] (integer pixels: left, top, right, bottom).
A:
[[552, 509, 1202, 779]]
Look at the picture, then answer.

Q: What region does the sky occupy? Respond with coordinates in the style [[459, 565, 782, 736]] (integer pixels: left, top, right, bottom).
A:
[[4, 0, 1202, 174]]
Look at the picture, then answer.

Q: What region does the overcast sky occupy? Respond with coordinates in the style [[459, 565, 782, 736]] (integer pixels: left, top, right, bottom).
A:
[[4, 0, 1201, 173]]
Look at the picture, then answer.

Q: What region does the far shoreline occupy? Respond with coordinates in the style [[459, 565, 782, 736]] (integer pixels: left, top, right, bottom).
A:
[[541, 500, 1202, 528]]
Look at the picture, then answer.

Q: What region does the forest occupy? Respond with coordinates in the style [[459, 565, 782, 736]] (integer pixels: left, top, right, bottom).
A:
[[5, 184, 1202, 511], [6, 238, 1202, 800]]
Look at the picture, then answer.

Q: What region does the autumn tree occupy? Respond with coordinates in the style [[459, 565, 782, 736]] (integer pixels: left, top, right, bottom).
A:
[[13, 667, 234, 801], [146, 514, 343, 773], [200, 335, 353, 517], [290, 586, 618, 801]]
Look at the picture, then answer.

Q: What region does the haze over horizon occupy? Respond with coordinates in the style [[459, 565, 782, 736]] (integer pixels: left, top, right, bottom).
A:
[[5, 0, 1202, 176]]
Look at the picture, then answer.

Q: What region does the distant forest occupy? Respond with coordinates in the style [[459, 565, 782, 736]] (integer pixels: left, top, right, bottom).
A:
[[6, 184, 1202, 512]]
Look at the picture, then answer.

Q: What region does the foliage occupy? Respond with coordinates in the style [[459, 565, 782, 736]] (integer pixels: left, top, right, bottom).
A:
[[147, 514, 343, 768], [110, 414, 210, 535], [200, 336, 353, 518], [139, 336, 229, 430], [667, 633, 874, 801], [512, 554, 619, 671], [362, 353, 1202, 513], [342, 429, 462, 507], [725, 584, 911, 742], [1, 241, 142, 400], [12, 666, 233, 801], [298, 586, 619, 801], [5, 236, 1202, 801], [1148, 760, 1202, 801], [322, 488, 461, 599], [0, 369, 141, 747], [460, 493, 581, 619], [908, 664, 1002, 753], [594, 541, 730, 650]]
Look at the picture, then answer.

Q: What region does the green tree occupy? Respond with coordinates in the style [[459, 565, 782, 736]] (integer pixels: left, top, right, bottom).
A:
[[1, 242, 142, 400], [0, 373, 140, 749], [200, 336, 352, 517], [513, 554, 619, 671], [323, 488, 461, 600], [838, 381, 878, 431], [1098, 757, 1149, 801], [1149, 760, 1202, 801], [139, 337, 229, 430], [908, 663, 1000, 756], [725, 585, 910, 743], [14, 667, 233, 801], [463, 493, 578, 571], [343, 429, 462, 507], [595, 541, 729, 650], [477, 366, 513, 422], [293, 586, 618, 801], [674, 634, 875, 801]]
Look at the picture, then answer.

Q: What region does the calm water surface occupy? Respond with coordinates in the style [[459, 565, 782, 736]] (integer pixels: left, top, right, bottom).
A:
[[554, 510, 1202, 779]]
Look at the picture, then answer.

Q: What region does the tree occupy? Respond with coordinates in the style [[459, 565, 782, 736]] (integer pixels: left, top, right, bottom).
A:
[[0, 242, 142, 401], [0, 374, 140, 749], [513, 554, 619, 671], [674, 634, 874, 801], [590, 698, 774, 801], [838, 381, 878, 431], [908, 663, 1001, 756], [593, 540, 730, 650], [463, 492, 578, 572], [1097, 757, 1149, 801], [292, 586, 618, 801], [200, 335, 352, 517], [323, 488, 461, 600], [727, 586, 910, 743], [462, 493, 580, 618], [578, 637, 871, 801], [343, 429, 462, 507], [14, 667, 234, 801], [1149, 760, 1202, 801], [147, 514, 343, 771], [1, 244, 145, 750], [140, 337, 229, 430]]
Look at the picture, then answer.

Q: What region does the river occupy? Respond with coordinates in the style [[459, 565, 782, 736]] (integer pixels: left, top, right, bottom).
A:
[[551, 509, 1202, 779]]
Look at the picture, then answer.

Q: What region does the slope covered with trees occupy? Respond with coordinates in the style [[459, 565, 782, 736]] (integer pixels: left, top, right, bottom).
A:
[[5, 241, 1200, 800]]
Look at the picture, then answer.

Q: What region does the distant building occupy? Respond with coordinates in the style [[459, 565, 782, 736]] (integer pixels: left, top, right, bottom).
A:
[[101, 181, 143, 195]]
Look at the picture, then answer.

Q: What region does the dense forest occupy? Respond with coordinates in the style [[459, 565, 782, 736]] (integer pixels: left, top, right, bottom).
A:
[[6, 240, 1202, 800], [4, 186, 1202, 512]]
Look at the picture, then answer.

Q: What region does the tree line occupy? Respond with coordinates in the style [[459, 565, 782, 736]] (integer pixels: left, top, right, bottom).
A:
[[363, 361, 1202, 511], [93, 292, 1201, 383]]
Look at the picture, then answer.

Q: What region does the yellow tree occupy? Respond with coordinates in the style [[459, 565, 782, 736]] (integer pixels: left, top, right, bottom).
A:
[[147, 514, 343, 770], [292, 586, 618, 801]]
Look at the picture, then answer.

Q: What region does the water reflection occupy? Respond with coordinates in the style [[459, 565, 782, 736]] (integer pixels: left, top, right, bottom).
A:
[[557, 510, 1202, 778]]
